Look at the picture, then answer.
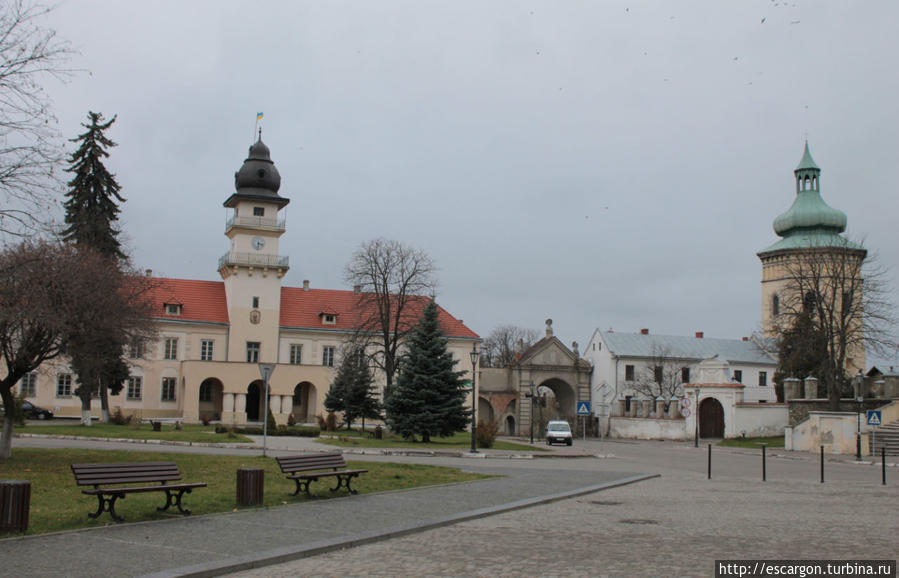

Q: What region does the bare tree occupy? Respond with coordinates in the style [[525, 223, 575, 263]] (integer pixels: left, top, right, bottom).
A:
[[343, 238, 437, 395], [632, 346, 687, 400], [481, 324, 539, 367], [771, 242, 896, 409], [0, 241, 156, 457], [0, 0, 74, 237]]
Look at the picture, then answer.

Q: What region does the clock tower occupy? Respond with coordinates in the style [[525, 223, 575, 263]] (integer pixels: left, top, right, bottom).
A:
[[218, 132, 290, 363]]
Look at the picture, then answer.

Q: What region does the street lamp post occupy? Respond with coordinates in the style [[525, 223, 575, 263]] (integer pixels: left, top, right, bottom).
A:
[[694, 389, 700, 448], [469, 344, 480, 453], [528, 381, 535, 444], [258, 363, 276, 457], [855, 370, 863, 460]]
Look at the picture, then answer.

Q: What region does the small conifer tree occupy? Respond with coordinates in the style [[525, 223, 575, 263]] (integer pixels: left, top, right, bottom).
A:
[[385, 299, 470, 442]]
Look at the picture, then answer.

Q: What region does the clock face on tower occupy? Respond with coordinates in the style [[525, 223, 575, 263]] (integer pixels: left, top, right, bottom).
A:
[[252, 236, 265, 250]]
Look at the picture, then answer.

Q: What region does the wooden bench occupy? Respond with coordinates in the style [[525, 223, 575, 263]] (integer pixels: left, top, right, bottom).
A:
[[70, 461, 207, 523], [276, 452, 367, 498]]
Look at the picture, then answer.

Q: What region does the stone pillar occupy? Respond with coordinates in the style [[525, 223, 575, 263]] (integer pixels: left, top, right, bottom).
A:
[[641, 397, 652, 418], [223, 393, 235, 413], [281, 395, 293, 414], [235, 393, 246, 414], [669, 396, 680, 418], [270, 395, 281, 414], [655, 396, 665, 417], [803, 376, 819, 398], [782, 378, 801, 401], [619, 399, 627, 416]]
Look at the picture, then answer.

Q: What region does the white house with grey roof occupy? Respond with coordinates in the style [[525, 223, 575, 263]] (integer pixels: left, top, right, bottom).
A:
[[584, 328, 778, 419]]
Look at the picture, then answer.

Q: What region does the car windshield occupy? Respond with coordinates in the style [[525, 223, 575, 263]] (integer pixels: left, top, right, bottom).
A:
[[548, 423, 569, 432]]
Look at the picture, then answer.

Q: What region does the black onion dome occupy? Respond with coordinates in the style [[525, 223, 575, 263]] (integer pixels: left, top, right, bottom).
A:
[[234, 138, 281, 194]]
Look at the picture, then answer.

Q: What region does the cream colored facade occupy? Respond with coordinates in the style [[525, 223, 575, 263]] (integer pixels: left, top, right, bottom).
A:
[[13, 137, 479, 424]]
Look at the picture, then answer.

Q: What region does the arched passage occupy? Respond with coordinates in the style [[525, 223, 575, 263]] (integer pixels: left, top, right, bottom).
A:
[[505, 415, 516, 436], [292, 381, 317, 423], [198, 378, 223, 421], [246, 381, 262, 422], [699, 397, 725, 438], [538, 378, 577, 420], [478, 397, 494, 423]]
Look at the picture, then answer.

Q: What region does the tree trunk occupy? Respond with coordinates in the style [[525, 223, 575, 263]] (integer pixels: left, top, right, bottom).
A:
[[100, 381, 110, 423], [79, 391, 93, 426], [422, 431, 430, 443], [0, 413, 13, 459]]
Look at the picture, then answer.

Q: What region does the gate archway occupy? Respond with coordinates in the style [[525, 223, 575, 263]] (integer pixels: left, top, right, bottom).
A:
[[198, 378, 223, 421], [699, 397, 725, 438], [246, 381, 262, 422]]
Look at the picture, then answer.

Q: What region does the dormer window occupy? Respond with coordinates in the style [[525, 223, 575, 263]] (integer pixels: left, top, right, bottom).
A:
[[164, 303, 182, 316], [319, 310, 338, 325], [253, 206, 265, 216]]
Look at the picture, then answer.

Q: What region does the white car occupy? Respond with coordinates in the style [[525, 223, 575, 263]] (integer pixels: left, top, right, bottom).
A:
[[546, 420, 573, 446]]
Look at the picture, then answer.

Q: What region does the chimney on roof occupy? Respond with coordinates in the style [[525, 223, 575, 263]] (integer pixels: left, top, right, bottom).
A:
[[695, 331, 704, 339], [303, 280, 310, 291], [640, 328, 649, 335], [353, 284, 361, 294], [145, 269, 152, 277]]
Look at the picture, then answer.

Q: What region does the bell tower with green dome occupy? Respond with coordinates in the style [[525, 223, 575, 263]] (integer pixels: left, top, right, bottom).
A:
[[758, 142, 867, 372]]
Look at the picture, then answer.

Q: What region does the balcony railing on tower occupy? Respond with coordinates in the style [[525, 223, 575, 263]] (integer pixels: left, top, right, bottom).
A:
[[225, 215, 287, 233], [218, 252, 289, 270]]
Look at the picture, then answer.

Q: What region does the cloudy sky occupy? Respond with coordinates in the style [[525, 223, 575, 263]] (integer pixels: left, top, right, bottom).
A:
[[38, 1, 898, 365]]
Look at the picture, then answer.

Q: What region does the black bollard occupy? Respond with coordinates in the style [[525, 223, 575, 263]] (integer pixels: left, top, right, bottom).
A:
[[707, 443, 712, 480], [820, 445, 824, 483], [883, 446, 887, 486], [762, 444, 767, 482]]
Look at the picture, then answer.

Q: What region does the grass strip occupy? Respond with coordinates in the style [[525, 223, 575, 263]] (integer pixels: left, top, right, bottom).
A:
[[0, 448, 493, 536], [717, 436, 785, 448], [318, 430, 548, 452], [15, 422, 253, 443]]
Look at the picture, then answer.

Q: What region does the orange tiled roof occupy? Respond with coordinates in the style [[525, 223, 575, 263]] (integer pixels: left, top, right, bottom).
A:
[[147, 277, 478, 339], [148, 278, 229, 323]]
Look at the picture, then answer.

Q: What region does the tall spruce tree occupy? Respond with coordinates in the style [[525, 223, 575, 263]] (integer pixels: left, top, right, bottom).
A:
[[61, 111, 128, 423], [325, 347, 381, 429], [62, 111, 125, 259], [385, 299, 470, 442]]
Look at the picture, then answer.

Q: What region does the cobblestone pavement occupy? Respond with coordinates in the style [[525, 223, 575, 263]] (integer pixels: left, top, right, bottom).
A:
[[231, 443, 898, 578]]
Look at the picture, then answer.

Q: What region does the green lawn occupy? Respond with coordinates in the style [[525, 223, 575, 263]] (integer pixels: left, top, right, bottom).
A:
[[319, 430, 548, 452], [15, 422, 254, 443], [0, 448, 493, 536], [717, 436, 785, 449]]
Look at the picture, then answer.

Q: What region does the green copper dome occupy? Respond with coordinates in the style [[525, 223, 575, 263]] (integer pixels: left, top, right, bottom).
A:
[[759, 142, 862, 255]]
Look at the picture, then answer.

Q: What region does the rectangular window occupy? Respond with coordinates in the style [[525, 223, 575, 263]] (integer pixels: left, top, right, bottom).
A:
[[322, 346, 335, 367], [56, 373, 72, 397], [625, 365, 635, 381], [323, 314, 336, 324], [161, 377, 177, 401], [290, 344, 302, 365], [165, 304, 182, 315], [127, 376, 142, 400], [18, 373, 37, 397], [733, 370, 743, 383], [681, 367, 690, 384], [201, 339, 214, 361], [164, 338, 178, 360], [129, 339, 144, 359], [653, 366, 663, 384], [253, 206, 265, 217], [758, 371, 768, 386], [246, 342, 260, 363], [252, 296, 260, 308]]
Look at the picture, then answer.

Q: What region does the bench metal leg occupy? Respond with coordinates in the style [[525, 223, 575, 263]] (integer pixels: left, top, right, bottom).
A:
[[158, 488, 194, 515], [330, 474, 359, 495], [290, 477, 315, 498], [90, 493, 126, 523]]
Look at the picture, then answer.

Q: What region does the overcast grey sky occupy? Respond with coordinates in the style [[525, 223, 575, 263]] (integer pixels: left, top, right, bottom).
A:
[[40, 1, 898, 366]]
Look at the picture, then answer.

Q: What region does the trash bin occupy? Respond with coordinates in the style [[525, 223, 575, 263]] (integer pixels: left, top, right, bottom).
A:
[[375, 425, 383, 440], [236, 468, 264, 506], [0, 480, 31, 533]]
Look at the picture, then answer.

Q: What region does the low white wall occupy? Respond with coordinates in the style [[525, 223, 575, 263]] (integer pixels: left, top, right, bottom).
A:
[[733, 403, 788, 437], [786, 411, 870, 455], [609, 417, 688, 440]]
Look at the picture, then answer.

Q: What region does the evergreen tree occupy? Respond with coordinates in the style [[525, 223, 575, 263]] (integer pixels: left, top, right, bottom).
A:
[[385, 300, 470, 442], [325, 347, 381, 429], [774, 311, 829, 400], [62, 111, 125, 260], [61, 111, 128, 423]]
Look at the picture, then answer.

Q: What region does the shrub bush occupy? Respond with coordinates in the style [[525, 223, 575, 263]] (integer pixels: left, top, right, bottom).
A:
[[110, 408, 132, 425], [476, 418, 500, 449]]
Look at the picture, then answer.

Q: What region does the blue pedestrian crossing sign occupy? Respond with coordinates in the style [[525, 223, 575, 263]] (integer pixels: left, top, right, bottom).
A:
[[576, 401, 591, 416], [866, 410, 882, 426]]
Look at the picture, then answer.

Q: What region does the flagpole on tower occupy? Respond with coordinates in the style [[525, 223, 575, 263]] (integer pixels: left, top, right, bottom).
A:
[[254, 112, 264, 141]]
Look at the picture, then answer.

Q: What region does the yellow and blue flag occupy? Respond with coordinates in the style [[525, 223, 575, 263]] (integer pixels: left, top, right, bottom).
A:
[[256, 112, 264, 120]]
